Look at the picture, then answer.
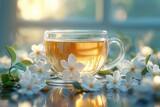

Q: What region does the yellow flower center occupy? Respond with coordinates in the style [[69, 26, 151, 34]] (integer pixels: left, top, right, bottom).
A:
[[36, 50, 40, 55], [89, 83, 93, 88], [38, 68, 43, 73], [130, 66, 135, 72], [126, 83, 131, 88], [20, 56, 25, 61], [153, 72, 158, 77], [26, 85, 32, 90], [113, 80, 117, 85], [69, 66, 75, 72], [34, 81, 38, 84], [41, 87, 49, 92]]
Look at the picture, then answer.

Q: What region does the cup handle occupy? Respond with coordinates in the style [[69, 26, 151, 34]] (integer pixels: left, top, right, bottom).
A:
[[101, 38, 125, 70]]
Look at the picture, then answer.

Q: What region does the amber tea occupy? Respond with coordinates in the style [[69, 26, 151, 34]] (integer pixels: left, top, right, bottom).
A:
[[44, 30, 124, 83], [45, 40, 108, 76]]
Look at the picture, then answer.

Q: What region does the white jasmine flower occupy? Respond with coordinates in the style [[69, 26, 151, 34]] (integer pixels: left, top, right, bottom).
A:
[[17, 50, 30, 61], [18, 69, 46, 95], [120, 73, 138, 92], [106, 70, 122, 89], [29, 62, 51, 79], [121, 56, 146, 80], [81, 75, 103, 91], [29, 44, 45, 61], [146, 64, 160, 78], [138, 46, 153, 57], [0, 56, 11, 68], [60, 54, 84, 80], [117, 59, 130, 76]]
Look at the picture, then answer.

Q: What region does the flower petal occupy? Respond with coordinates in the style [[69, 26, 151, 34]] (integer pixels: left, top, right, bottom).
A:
[[31, 45, 38, 52], [43, 64, 51, 71], [120, 79, 127, 85], [29, 52, 35, 58], [38, 44, 44, 51], [81, 84, 91, 91], [93, 82, 103, 91], [71, 71, 80, 80], [68, 54, 76, 65], [119, 86, 128, 92], [74, 62, 85, 72], [37, 54, 45, 60], [153, 64, 159, 73], [133, 72, 142, 80], [132, 57, 145, 70], [122, 68, 130, 75], [126, 72, 134, 80], [27, 90, 34, 96], [120, 60, 131, 68], [106, 83, 114, 89], [62, 70, 70, 80], [126, 72, 133, 82], [131, 79, 138, 86], [82, 75, 90, 84], [113, 70, 120, 80], [29, 65, 38, 72], [106, 75, 113, 83], [60, 60, 70, 69], [36, 62, 43, 67]]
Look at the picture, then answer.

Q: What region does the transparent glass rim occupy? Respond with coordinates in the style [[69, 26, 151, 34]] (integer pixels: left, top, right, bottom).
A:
[[44, 30, 107, 34]]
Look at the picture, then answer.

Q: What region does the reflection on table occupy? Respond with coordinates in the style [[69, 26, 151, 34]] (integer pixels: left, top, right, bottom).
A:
[[48, 88, 106, 107], [0, 86, 160, 107]]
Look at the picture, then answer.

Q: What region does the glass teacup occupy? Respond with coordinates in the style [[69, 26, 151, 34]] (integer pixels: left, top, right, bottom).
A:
[[44, 30, 124, 83]]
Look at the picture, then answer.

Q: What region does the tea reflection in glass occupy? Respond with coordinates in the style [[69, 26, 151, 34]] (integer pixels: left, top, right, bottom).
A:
[[45, 40, 108, 76]]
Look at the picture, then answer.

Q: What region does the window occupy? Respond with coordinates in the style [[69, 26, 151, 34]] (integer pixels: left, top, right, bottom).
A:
[[0, 0, 159, 51]]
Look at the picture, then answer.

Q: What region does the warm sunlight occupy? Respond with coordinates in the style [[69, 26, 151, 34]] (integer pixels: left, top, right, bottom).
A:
[[17, 0, 91, 21], [17, 0, 62, 20]]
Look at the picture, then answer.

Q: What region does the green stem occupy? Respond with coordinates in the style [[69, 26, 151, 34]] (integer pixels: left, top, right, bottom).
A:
[[9, 66, 14, 80]]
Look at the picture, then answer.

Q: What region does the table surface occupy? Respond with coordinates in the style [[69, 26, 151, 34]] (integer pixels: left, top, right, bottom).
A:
[[0, 84, 159, 107]]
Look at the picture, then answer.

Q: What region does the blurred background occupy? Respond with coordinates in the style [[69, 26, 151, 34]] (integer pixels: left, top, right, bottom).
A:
[[0, 0, 160, 56]]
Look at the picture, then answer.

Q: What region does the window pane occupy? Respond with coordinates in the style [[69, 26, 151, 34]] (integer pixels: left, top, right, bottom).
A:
[[111, 0, 160, 21], [17, 0, 98, 21]]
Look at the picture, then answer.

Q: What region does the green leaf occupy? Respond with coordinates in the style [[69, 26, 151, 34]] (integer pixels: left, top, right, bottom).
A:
[[5, 46, 16, 65], [141, 54, 151, 75], [130, 53, 136, 59], [72, 82, 83, 90], [14, 62, 26, 71], [141, 67, 148, 75], [1, 74, 15, 87], [3, 81, 15, 87], [1, 74, 10, 84], [10, 69, 19, 79], [98, 70, 113, 76], [21, 60, 33, 66], [145, 54, 151, 64]]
